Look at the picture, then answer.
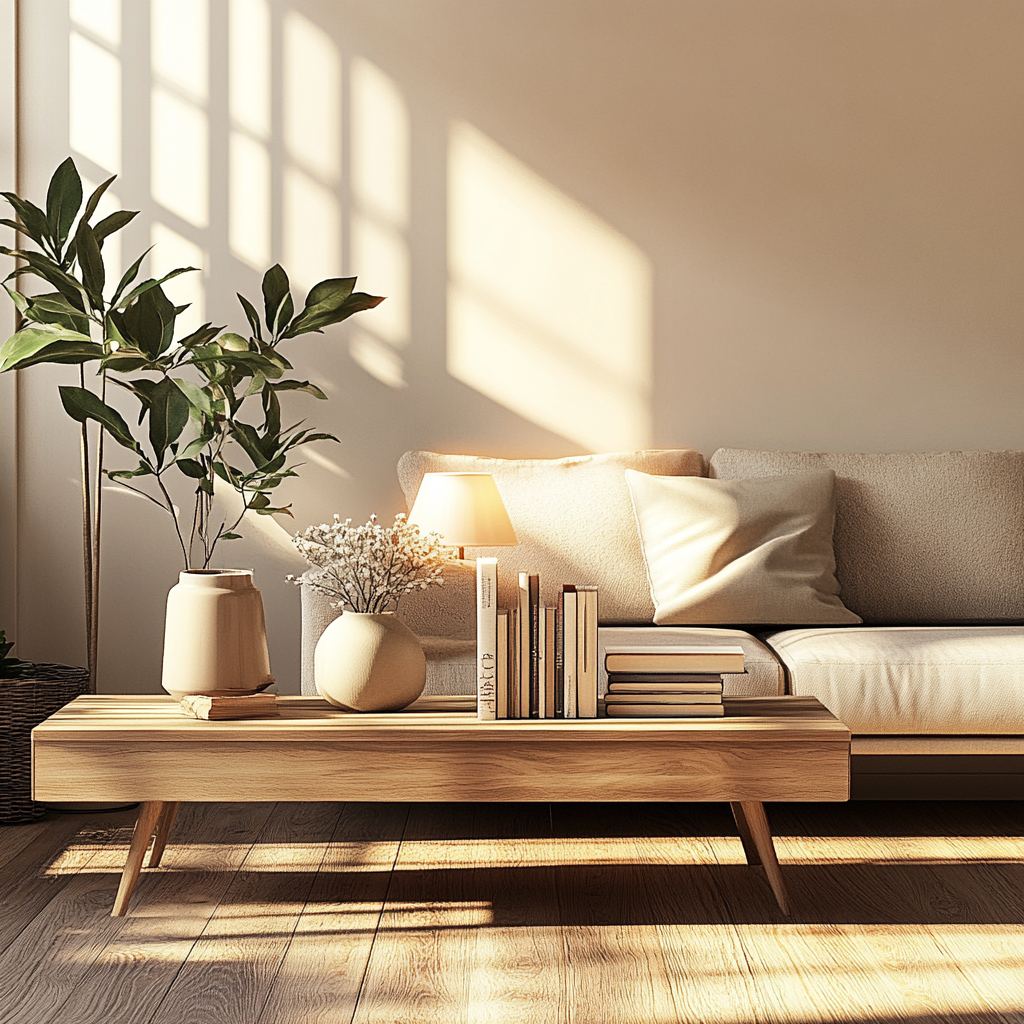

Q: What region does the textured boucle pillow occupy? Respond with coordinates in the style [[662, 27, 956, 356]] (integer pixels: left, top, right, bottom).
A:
[[398, 449, 706, 623], [625, 468, 861, 625]]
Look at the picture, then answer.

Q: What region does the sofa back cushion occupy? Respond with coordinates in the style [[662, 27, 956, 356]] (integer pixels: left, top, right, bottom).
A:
[[398, 449, 706, 623], [709, 449, 1024, 624]]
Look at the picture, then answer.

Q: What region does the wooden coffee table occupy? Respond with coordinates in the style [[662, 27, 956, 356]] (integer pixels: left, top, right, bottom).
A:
[[32, 694, 849, 916]]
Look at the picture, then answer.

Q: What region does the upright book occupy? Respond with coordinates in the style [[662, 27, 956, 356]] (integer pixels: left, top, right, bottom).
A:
[[496, 609, 509, 719], [562, 586, 578, 718], [475, 558, 498, 720], [577, 586, 598, 718]]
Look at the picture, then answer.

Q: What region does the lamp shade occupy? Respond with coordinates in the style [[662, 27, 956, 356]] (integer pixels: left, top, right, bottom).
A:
[[407, 473, 518, 549]]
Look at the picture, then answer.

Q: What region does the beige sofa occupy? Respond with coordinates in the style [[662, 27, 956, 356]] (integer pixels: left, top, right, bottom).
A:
[[301, 448, 1024, 799]]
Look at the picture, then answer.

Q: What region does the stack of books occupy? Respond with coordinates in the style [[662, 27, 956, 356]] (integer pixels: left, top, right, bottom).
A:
[[179, 692, 279, 720], [475, 559, 598, 720], [601, 644, 745, 717]]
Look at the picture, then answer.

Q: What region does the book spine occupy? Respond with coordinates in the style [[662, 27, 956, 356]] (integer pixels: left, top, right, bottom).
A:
[[562, 586, 577, 718], [476, 558, 498, 720], [577, 587, 598, 718], [536, 605, 547, 719], [529, 574, 540, 717], [544, 606, 556, 718], [554, 593, 564, 717], [496, 609, 509, 719], [518, 573, 530, 719], [509, 606, 519, 718]]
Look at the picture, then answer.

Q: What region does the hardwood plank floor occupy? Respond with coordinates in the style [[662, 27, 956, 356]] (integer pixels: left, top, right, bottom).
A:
[[0, 800, 1020, 1024]]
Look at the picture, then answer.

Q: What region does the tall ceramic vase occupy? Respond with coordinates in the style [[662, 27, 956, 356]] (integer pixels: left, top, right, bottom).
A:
[[314, 611, 425, 712], [161, 569, 274, 699]]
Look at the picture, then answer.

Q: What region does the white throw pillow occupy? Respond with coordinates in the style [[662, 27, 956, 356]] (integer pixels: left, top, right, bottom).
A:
[[625, 469, 862, 625]]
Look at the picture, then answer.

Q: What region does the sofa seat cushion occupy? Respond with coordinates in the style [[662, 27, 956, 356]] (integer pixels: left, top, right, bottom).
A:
[[598, 626, 784, 697], [764, 626, 1024, 735], [709, 449, 1024, 624], [398, 449, 706, 623]]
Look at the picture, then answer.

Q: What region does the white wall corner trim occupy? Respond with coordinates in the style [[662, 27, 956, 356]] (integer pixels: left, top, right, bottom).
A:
[[0, 0, 18, 632]]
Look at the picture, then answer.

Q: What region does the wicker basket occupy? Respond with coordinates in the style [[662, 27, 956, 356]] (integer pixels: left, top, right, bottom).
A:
[[0, 664, 91, 824]]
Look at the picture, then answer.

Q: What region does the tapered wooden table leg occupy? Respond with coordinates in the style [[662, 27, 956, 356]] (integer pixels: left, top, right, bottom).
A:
[[737, 800, 791, 915], [730, 801, 762, 866], [147, 801, 180, 868], [112, 800, 164, 917]]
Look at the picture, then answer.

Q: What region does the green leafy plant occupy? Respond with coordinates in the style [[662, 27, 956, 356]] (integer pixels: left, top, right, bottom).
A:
[[0, 157, 384, 686], [0, 630, 29, 679]]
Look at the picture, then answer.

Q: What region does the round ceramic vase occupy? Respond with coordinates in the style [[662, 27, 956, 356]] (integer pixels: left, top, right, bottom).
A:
[[161, 570, 274, 699], [314, 612, 426, 712]]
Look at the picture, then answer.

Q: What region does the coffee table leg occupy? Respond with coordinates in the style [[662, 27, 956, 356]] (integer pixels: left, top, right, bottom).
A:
[[729, 802, 762, 866], [148, 801, 180, 868], [112, 801, 164, 917], [735, 800, 791, 915]]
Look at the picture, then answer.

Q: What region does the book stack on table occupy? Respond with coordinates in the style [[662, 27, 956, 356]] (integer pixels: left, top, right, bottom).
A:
[[601, 645, 745, 717]]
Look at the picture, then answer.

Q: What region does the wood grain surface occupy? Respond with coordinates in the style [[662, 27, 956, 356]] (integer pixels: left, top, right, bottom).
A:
[[33, 694, 850, 804], [0, 799, 1021, 1024]]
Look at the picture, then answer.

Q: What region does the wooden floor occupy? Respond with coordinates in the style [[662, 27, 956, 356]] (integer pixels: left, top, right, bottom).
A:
[[0, 800, 1020, 1024]]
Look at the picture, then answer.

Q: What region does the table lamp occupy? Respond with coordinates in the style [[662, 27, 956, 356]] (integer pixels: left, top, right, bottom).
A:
[[406, 473, 518, 559]]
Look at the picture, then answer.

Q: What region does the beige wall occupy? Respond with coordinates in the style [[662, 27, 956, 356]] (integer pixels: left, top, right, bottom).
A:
[[5, 0, 1023, 692]]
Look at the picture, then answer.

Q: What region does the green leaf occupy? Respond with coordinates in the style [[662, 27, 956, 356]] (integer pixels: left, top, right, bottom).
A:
[[80, 174, 116, 226], [174, 457, 206, 479], [262, 387, 281, 437], [45, 157, 83, 251], [122, 284, 176, 358], [20, 292, 91, 333], [248, 492, 271, 510], [261, 264, 293, 338], [5, 249, 88, 310], [270, 379, 328, 399], [243, 372, 266, 398], [74, 220, 105, 309], [177, 429, 214, 460], [231, 421, 270, 467], [220, 532, 242, 540], [0, 326, 96, 372], [236, 292, 263, 342], [92, 209, 137, 245], [2, 283, 29, 316], [108, 461, 154, 480], [172, 377, 216, 417], [282, 287, 385, 338], [58, 385, 141, 453], [2, 194, 52, 248], [147, 377, 191, 465], [109, 248, 152, 307], [176, 322, 221, 350], [115, 267, 197, 310]]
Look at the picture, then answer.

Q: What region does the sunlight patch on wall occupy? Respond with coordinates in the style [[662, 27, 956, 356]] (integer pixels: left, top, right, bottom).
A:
[[351, 57, 409, 228], [448, 123, 652, 452], [229, 132, 271, 270], [151, 89, 209, 228], [283, 166, 341, 295], [348, 59, 410, 388], [228, 0, 271, 271], [69, 0, 120, 47], [69, 32, 120, 174], [150, 222, 205, 337], [228, 0, 270, 139], [283, 12, 341, 184], [150, 0, 208, 104]]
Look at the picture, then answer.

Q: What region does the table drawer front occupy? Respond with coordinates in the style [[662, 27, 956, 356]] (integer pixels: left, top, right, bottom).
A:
[[34, 738, 850, 803]]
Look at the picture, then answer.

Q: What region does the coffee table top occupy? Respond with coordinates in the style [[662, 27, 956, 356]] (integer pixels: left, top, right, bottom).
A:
[[34, 693, 849, 745]]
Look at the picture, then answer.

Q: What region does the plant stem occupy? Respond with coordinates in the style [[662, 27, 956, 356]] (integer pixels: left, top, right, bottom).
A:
[[78, 364, 96, 692]]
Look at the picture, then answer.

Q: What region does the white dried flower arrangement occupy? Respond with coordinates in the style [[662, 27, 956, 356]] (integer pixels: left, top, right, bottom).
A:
[[288, 513, 447, 613]]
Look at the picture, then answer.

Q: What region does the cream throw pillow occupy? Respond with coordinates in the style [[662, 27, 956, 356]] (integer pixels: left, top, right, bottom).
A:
[[625, 469, 861, 625]]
